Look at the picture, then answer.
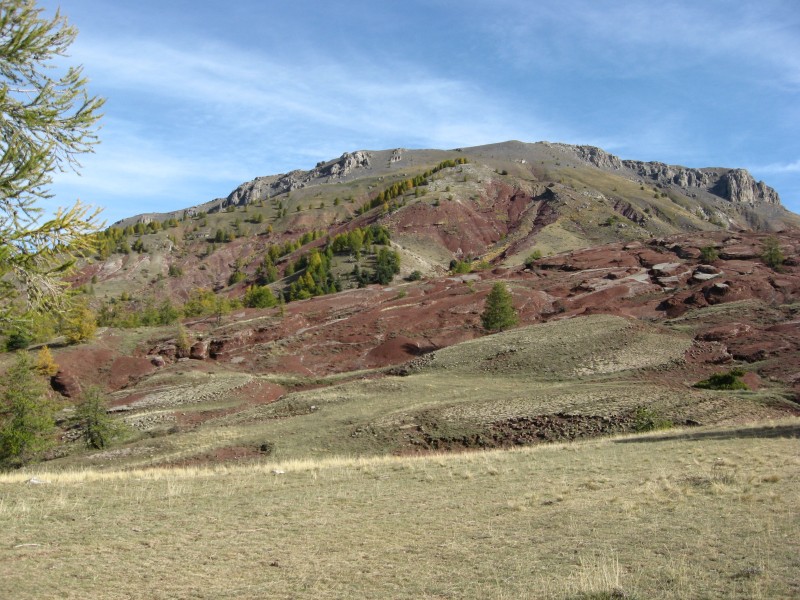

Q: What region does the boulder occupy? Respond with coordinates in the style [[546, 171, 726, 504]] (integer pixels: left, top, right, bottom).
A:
[[698, 323, 752, 341], [691, 270, 721, 282], [51, 370, 82, 398], [719, 245, 759, 260], [190, 340, 209, 360]]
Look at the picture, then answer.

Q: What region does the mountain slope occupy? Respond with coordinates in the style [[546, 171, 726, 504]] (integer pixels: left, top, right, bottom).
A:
[[5, 140, 795, 469], [93, 141, 799, 306]]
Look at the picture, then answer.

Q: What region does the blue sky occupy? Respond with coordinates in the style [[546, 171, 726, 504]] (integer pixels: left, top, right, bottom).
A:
[[39, 0, 800, 223]]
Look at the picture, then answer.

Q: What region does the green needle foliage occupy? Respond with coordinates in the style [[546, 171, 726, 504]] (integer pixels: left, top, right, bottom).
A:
[[481, 283, 518, 331], [0, 350, 55, 467], [699, 245, 719, 263], [693, 368, 748, 391], [761, 236, 784, 270], [75, 386, 122, 450], [0, 0, 105, 326]]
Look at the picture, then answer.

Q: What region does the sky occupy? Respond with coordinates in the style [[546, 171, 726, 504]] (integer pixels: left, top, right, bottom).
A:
[[37, 0, 800, 223]]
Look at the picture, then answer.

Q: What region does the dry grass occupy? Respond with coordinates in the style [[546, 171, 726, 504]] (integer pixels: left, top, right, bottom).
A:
[[420, 314, 692, 378], [1, 420, 798, 599], [41, 314, 793, 470]]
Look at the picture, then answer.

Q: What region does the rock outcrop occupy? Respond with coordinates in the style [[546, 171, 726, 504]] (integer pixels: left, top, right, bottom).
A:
[[51, 370, 82, 398], [219, 151, 372, 210], [320, 150, 371, 180], [565, 145, 781, 206], [716, 169, 780, 205], [624, 160, 713, 190], [571, 145, 623, 170]]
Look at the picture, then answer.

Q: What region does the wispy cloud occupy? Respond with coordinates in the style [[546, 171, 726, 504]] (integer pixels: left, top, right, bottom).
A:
[[74, 36, 548, 151], [485, 0, 800, 87], [53, 33, 563, 220], [749, 159, 800, 174]]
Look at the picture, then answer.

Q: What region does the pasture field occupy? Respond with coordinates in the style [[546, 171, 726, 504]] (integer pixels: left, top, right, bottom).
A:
[[1, 420, 798, 599]]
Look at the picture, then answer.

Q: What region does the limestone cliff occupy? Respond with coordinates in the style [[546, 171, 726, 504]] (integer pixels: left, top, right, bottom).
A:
[[220, 151, 372, 210], [566, 145, 780, 206]]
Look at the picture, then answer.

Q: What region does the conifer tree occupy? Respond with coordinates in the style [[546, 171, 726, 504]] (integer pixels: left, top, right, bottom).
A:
[[75, 386, 121, 449], [0, 1, 105, 326], [761, 236, 785, 270], [35, 344, 58, 376], [0, 350, 55, 467], [61, 302, 97, 344], [481, 283, 518, 331]]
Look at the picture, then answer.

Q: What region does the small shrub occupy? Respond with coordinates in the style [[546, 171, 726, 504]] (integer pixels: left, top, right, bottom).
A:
[[603, 215, 619, 227], [632, 407, 673, 432], [243, 285, 277, 309], [694, 368, 748, 390], [450, 259, 472, 274], [4, 328, 32, 351], [406, 270, 422, 281], [524, 250, 542, 268], [175, 325, 192, 357], [228, 271, 246, 286], [699, 245, 719, 263], [761, 236, 784, 269]]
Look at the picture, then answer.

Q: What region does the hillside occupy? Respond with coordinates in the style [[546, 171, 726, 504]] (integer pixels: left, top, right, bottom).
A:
[[0, 142, 792, 466], [84, 141, 799, 308], [2, 141, 800, 600], [3, 140, 799, 466], [22, 227, 800, 470]]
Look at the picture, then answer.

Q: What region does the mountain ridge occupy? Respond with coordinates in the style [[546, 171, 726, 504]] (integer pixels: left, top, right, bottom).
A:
[[114, 141, 792, 228]]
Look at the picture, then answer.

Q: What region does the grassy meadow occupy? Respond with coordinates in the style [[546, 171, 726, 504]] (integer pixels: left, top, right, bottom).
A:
[[1, 420, 798, 599]]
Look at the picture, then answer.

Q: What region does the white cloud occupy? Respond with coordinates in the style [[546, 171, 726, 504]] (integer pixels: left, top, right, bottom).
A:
[[749, 159, 800, 174], [73, 34, 556, 149], [485, 0, 800, 87], [53, 34, 563, 222]]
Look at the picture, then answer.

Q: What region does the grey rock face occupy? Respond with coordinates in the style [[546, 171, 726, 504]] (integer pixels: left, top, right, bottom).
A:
[[623, 161, 713, 190], [572, 145, 623, 170], [565, 145, 780, 206], [318, 150, 371, 180], [219, 151, 372, 210], [718, 169, 780, 205]]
